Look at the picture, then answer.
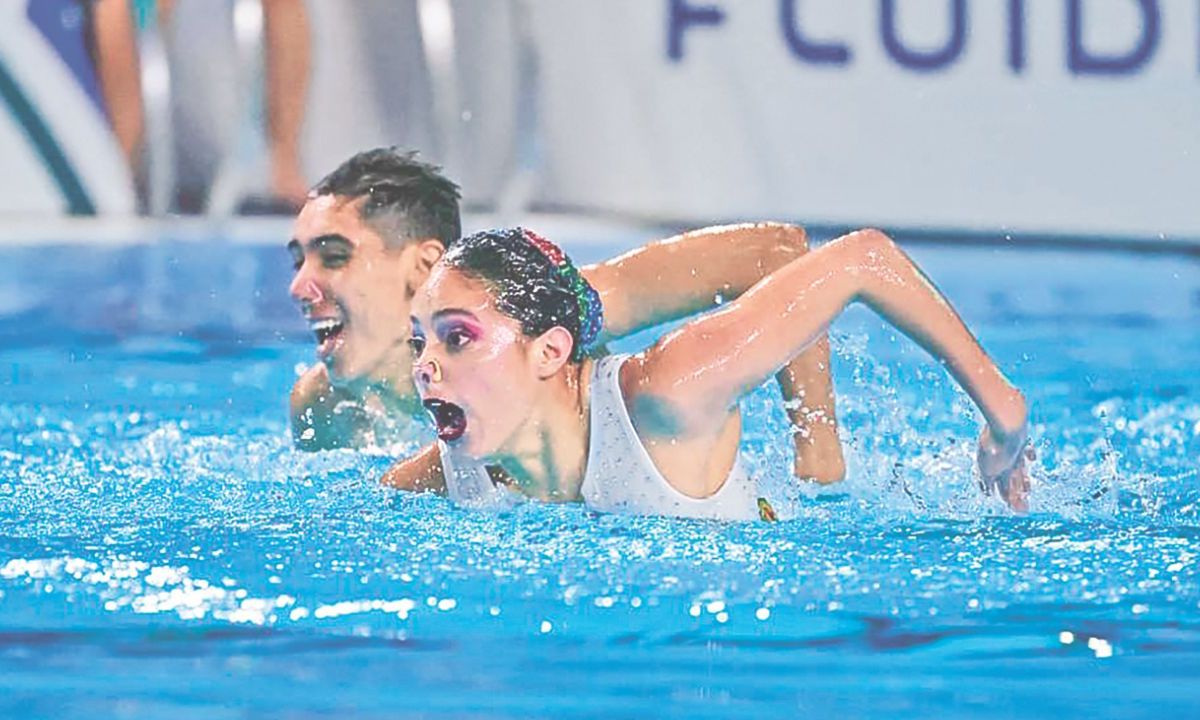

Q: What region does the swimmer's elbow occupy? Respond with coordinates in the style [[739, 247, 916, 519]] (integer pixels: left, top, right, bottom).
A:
[[843, 228, 898, 259]]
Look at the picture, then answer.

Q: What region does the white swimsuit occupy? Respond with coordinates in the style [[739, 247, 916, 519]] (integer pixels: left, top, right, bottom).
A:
[[438, 354, 760, 521]]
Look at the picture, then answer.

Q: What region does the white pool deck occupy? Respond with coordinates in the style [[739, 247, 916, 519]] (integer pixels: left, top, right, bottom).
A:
[[0, 214, 1198, 254]]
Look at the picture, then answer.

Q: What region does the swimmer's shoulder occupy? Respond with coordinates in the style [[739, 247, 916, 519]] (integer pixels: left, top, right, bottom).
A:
[[382, 442, 447, 494], [291, 363, 323, 400], [290, 364, 361, 450], [290, 363, 339, 415]]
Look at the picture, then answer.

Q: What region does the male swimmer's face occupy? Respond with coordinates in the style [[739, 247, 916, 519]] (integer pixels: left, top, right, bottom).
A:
[[409, 266, 538, 458], [288, 195, 433, 386]]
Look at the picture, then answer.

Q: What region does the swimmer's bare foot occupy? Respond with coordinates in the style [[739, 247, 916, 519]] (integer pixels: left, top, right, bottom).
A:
[[977, 424, 1032, 512]]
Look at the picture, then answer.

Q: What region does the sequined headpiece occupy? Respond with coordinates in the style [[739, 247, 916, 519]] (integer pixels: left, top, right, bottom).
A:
[[518, 228, 604, 360]]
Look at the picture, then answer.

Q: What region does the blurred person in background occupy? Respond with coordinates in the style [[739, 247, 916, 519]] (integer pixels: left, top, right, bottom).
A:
[[287, 148, 847, 485], [87, 0, 310, 211]]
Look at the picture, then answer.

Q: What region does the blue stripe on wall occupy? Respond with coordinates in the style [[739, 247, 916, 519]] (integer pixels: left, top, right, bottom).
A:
[[0, 55, 96, 215]]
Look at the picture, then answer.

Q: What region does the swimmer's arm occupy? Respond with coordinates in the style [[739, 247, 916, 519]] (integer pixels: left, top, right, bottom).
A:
[[380, 443, 447, 493], [289, 364, 366, 451], [583, 223, 807, 341], [632, 229, 1028, 502], [582, 223, 844, 483]]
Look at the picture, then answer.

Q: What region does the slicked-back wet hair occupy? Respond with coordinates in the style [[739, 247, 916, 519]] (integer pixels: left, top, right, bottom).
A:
[[311, 148, 461, 249], [442, 228, 603, 362]]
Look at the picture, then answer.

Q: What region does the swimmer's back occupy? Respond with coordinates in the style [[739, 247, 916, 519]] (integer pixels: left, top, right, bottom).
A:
[[586, 354, 759, 520]]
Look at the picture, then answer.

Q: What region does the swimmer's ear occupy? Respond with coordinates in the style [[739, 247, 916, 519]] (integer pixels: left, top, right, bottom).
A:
[[404, 239, 447, 296], [531, 326, 574, 379]]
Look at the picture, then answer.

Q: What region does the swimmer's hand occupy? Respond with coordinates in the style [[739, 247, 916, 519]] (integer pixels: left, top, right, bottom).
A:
[[977, 424, 1032, 512]]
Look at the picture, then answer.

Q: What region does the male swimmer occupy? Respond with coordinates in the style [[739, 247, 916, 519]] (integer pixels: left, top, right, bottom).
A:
[[288, 148, 844, 482], [384, 228, 1030, 517]]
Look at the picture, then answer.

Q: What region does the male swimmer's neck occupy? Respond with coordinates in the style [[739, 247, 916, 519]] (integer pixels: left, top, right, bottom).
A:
[[374, 380, 425, 418]]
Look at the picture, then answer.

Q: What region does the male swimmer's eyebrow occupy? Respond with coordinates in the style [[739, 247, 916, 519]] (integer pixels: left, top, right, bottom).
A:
[[309, 234, 354, 251]]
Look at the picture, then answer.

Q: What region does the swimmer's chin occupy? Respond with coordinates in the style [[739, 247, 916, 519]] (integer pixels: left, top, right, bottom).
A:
[[437, 423, 494, 462]]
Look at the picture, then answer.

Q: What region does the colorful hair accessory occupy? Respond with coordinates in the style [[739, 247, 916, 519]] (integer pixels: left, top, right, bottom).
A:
[[520, 228, 603, 360]]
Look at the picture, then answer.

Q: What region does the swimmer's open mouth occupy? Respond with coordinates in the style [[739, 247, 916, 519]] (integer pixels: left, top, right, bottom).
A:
[[308, 317, 345, 355], [423, 399, 466, 442]]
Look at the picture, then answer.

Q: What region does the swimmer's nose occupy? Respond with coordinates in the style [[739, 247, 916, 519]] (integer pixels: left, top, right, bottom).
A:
[[413, 359, 441, 387], [289, 272, 324, 304]]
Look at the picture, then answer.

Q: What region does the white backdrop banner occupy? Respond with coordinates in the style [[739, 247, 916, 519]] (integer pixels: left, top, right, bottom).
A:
[[0, 0, 134, 216], [526, 0, 1199, 240]]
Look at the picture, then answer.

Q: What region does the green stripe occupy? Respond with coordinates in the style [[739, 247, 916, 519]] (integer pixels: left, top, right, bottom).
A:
[[0, 55, 95, 215]]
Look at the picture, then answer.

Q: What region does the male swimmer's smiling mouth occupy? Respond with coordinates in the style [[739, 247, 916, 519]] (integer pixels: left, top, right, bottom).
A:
[[307, 314, 346, 357], [423, 398, 467, 442]]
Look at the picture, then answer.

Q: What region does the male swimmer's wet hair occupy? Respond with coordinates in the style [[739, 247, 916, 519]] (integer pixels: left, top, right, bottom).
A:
[[442, 228, 603, 362], [311, 147, 461, 249]]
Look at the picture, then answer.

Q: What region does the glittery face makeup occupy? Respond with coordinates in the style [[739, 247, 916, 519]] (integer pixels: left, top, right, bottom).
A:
[[409, 266, 541, 458], [433, 314, 483, 353]]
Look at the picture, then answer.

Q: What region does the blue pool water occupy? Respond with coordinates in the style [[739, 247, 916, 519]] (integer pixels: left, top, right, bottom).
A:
[[1, 238, 1199, 718]]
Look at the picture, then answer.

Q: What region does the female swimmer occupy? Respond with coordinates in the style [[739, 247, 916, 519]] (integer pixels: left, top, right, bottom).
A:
[[383, 227, 1029, 518]]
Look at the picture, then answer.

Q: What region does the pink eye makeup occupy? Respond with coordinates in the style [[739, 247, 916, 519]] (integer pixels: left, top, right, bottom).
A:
[[436, 321, 482, 351]]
